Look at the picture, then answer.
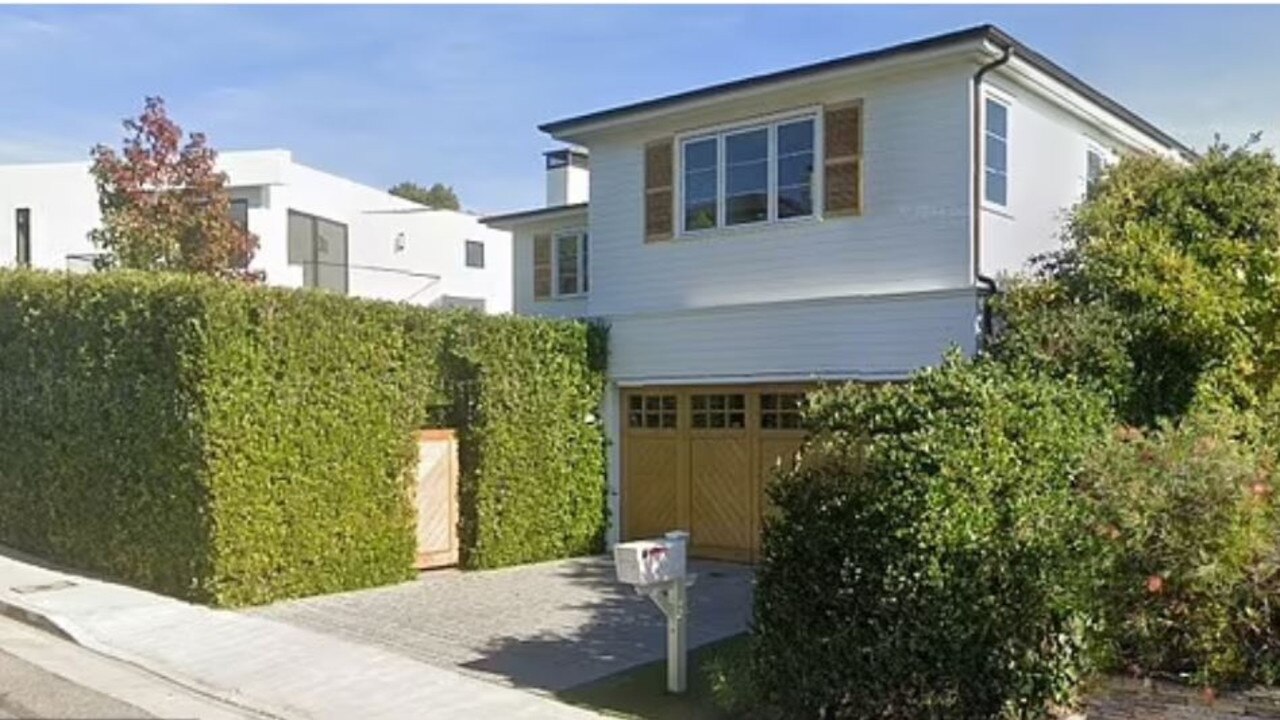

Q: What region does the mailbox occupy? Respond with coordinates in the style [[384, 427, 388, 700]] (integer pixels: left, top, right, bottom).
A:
[[613, 531, 694, 694], [614, 535, 687, 587]]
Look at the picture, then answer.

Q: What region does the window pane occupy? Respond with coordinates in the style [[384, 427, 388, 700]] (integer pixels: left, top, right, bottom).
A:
[[557, 235, 579, 295], [315, 217, 348, 294], [726, 128, 767, 164], [727, 193, 768, 225], [726, 160, 767, 196], [684, 138, 717, 170], [777, 119, 814, 156], [778, 185, 813, 219], [985, 99, 1008, 138], [778, 154, 814, 188], [684, 168, 717, 202], [986, 135, 1007, 173], [465, 240, 485, 268], [986, 170, 1007, 206], [229, 199, 249, 229], [581, 233, 589, 293], [685, 199, 717, 231]]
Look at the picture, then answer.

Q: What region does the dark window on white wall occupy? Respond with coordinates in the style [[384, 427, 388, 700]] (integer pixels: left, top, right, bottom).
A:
[[552, 231, 588, 296], [229, 199, 249, 229], [984, 98, 1009, 206], [465, 240, 485, 268], [15, 208, 30, 267], [287, 210, 348, 294]]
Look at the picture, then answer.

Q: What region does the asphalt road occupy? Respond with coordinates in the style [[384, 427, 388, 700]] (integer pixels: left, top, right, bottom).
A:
[[0, 646, 152, 719]]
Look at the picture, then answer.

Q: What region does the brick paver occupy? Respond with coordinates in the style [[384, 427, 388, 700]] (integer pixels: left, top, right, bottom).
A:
[[253, 556, 754, 692]]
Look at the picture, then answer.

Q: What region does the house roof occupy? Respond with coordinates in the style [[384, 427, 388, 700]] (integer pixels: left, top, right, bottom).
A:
[[539, 24, 1193, 158], [480, 202, 589, 228]]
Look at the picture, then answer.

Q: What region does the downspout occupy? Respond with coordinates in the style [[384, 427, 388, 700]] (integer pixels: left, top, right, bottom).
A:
[[972, 43, 1013, 349]]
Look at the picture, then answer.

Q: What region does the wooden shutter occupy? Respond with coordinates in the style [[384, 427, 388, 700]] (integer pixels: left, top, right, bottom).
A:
[[823, 101, 863, 217], [533, 234, 552, 300], [644, 139, 674, 242]]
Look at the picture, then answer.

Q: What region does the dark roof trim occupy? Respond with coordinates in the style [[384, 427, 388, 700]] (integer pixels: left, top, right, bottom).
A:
[[539, 24, 1192, 158], [481, 202, 588, 227]]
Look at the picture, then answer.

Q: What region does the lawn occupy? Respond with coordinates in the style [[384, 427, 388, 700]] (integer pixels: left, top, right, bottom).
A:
[[557, 634, 747, 720]]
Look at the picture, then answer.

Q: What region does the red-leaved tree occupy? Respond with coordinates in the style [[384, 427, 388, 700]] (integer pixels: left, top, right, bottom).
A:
[[88, 96, 262, 281]]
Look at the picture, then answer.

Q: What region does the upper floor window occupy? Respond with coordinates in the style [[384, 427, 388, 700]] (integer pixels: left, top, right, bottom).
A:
[[984, 98, 1009, 207], [1086, 148, 1105, 199], [465, 240, 485, 268], [535, 230, 589, 300], [680, 115, 816, 234], [15, 208, 30, 268]]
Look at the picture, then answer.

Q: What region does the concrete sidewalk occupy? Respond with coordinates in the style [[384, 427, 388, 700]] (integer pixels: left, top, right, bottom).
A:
[[0, 549, 599, 720]]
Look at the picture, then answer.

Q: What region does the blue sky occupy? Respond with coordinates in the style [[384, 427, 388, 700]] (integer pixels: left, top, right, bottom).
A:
[[0, 5, 1276, 213]]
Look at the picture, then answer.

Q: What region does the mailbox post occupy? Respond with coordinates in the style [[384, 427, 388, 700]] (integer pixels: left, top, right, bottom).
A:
[[613, 530, 696, 694]]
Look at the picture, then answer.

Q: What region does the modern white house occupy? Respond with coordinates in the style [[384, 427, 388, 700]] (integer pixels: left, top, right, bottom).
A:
[[484, 24, 1192, 562], [0, 149, 513, 312]]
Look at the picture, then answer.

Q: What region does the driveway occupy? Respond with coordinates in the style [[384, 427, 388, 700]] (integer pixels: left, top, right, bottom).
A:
[[253, 556, 754, 692]]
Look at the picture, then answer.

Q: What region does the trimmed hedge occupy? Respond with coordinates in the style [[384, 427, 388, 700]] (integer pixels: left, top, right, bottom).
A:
[[752, 355, 1114, 719], [437, 314, 608, 569], [0, 269, 607, 605]]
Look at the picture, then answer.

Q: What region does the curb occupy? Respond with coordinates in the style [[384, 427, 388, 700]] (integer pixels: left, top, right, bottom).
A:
[[0, 594, 77, 643], [0, 592, 291, 720]]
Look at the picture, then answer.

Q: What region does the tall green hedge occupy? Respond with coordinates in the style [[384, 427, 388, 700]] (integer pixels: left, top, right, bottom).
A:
[[0, 269, 607, 606], [439, 314, 608, 569]]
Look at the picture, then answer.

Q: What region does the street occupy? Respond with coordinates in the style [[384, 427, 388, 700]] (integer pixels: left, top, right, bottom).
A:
[[0, 616, 263, 720]]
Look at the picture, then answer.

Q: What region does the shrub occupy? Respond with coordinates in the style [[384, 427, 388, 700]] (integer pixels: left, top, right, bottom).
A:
[[1081, 412, 1280, 687], [0, 269, 607, 604], [751, 355, 1113, 719], [1001, 143, 1280, 426]]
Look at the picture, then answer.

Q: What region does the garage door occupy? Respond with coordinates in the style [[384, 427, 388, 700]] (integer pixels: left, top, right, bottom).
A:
[[620, 385, 808, 562]]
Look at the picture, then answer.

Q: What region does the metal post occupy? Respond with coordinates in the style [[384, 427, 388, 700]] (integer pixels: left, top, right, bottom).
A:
[[666, 580, 688, 693]]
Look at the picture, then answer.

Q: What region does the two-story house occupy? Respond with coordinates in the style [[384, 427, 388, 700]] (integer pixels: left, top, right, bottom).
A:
[[484, 24, 1192, 562], [0, 150, 513, 312]]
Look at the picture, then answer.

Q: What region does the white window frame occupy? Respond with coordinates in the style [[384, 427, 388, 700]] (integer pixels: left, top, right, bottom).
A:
[[551, 229, 588, 298], [675, 106, 824, 237], [982, 94, 1011, 210]]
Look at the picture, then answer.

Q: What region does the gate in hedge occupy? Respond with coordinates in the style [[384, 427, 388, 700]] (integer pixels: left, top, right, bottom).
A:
[[412, 429, 459, 569]]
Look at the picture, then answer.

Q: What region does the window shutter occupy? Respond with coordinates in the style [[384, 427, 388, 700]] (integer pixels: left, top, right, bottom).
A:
[[533, 233, 552, 300], [823, 102, 863, 217], [644, 139, 674, 242]]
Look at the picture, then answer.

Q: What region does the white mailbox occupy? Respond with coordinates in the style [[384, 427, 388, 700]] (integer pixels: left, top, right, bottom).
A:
[[613, 530, 695, 694], [614, 536, 687, 587]]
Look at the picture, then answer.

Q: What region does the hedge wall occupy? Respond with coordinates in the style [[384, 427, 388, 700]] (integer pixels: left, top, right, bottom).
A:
[[0, 269, 607, 606], [438, 314, 608, 569]]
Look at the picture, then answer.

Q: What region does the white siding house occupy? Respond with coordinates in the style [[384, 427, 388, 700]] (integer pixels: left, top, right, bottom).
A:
[[485, 24, 1192, 561], [0, 150, 512, 312]]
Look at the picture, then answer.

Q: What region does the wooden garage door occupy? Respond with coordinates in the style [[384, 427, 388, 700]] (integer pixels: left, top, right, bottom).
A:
[[621, 385, 807, 563]]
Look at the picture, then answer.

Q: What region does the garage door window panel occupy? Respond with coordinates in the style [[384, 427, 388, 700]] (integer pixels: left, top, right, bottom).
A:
[[761, 393, 805, 430], [629, 394, 677, 430], [692, 394, 746, 429]]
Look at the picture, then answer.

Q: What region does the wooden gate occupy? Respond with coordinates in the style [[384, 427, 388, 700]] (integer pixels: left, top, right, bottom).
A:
[[620, 386, 807, 563], [412, 429, 459, 569]]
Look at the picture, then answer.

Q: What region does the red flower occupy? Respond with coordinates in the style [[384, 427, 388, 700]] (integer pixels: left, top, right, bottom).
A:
[[1146, 575, 1164, 594]]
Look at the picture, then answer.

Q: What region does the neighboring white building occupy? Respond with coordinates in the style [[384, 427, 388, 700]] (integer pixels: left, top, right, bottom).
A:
[[0, 149, 513, 312], [485, 24, 1192, 562]]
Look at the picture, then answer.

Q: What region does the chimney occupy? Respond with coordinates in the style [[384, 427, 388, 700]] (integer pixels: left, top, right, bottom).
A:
[[544, 148, 589, 207]]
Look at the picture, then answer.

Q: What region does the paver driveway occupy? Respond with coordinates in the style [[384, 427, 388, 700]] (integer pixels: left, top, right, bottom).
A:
[[254, 556, 753, 692]]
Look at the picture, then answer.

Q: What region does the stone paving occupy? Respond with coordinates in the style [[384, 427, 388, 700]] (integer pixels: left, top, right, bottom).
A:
[[254, 555, 755, 692]]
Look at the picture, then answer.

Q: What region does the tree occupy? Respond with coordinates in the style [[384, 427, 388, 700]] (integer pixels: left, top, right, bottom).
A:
[[992, 139, 1280, 425], [388, 181, 461, 210], [88, 96, 261, 281]]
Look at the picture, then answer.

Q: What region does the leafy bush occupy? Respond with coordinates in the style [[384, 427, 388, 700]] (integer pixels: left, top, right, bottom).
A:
[[998, 143, 1280, 425], [751, 355, 1113, 719], [1081, 412, 1280, 687], [0, 269, 607, 605]]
